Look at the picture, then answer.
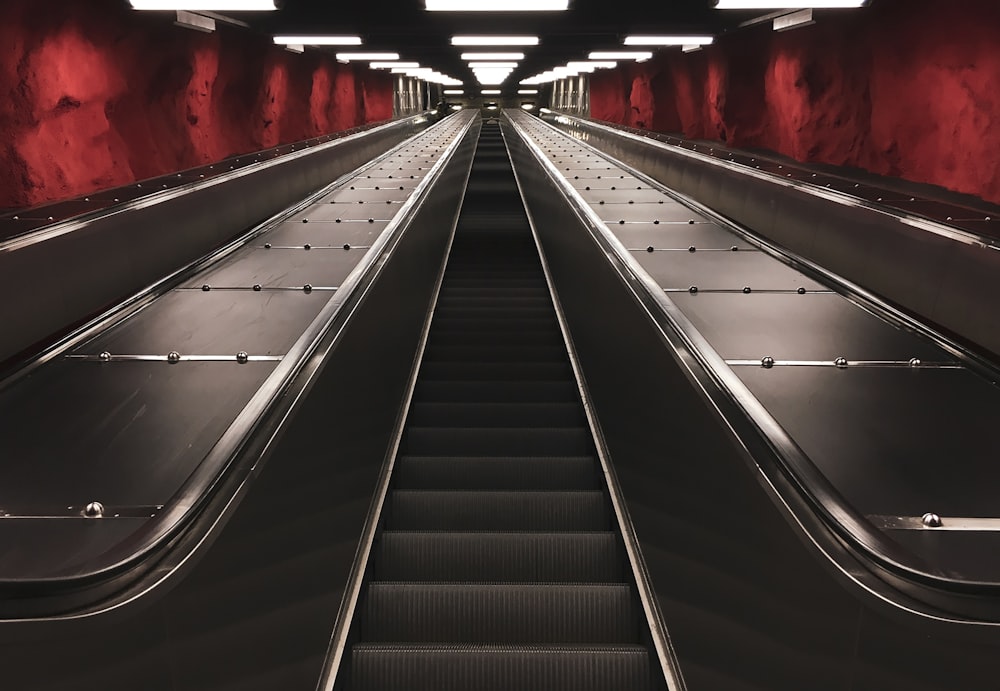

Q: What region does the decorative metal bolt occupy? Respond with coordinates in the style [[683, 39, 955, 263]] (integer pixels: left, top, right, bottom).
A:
[[202, 284, 211, 292], [835, 357, 849, 368], [302, 219, 309, 223], [335, 219, 342, 223], [304, 243, 311, 250], [921, 512, 942, 528], [688, 286, 698, 294], [343, 243, 351, 250], [909, 358, 922, 367], [236, 351, 249, 364], [84, 502, 105, 518], [264, 243, 272, 249], [99, 351, 112, 362], [646, 246, 655, 253], [742, 286, 752, 294], [797, 287, 806, 294], [653, 220, 660, 225], [167, 351, 181, 364], [761, 356, 775, 369], [731, 246, 739, 252], [253, 284, 262, 292], [368, 218, 375, 223], [688, 246, 697, 252], [303, 284, 313, 293], [688, 219, 695, 224], [619, 219, 625, 225]]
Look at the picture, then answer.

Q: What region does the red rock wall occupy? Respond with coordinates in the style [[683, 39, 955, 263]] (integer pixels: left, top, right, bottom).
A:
[[589, 0, 1000, 204], [0, 0, 393, 210]]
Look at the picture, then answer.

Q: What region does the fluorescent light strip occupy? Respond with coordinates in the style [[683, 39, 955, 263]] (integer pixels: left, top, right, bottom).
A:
[[588, 51, 653, 61], [273, 35, 363, 45], [714, 0, 864, 7], [461, 52, 525, 61], [567, 61, 617, 69], [518, 89, 538, 94], [131, 0, 276, 8], [624, 35, 714, 46], [468, 62, 519, 68], [370, 62, 421, 69], [481, 89, 502, 95], [427, 0, 568, 10], [335, 53, 400, 61], [444, 89, 465, 94], [452, 36, 539, 45]]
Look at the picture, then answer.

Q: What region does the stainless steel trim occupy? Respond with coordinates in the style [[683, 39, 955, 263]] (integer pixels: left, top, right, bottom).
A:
[[871, 515, 1000, 532], [0, 505, 163, 519], [174, 286, 340, 292], [65, 354, 285, 363], [503, 112, 689, 691], [663, 288, 835, 294], [725, 359, 962, 369]]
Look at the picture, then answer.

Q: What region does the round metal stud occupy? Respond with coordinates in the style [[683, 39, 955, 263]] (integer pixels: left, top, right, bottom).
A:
[[303, 284, 313, 293], [264, 243, 272, 249], [201, 284, 211, 292], [834, 356, 849, 368], [253, 284, 262, 292], [99, 351, 112, 362], [304, 243, 312, 250], [742, 286, 752, 294], [761, 356, 775, 369], [688, 286, 698, 294], [646, 246, 655, 253], [909, 358, 922, 367], [921, 512, 942, 528], [731, 246, 739, 252], [236, 351, 249, 364], [688, 246, 697, 253], [368, 218, 375, 223], [343, 243, 351, 250], [619, 219, 625, 225], [653, 220, 660, 225], [797, 287, 807, 294], [688, 219, 695, 224], [167, 351, 181, 364], [84, 502, 105, 518], [302, 219, 309, 223]]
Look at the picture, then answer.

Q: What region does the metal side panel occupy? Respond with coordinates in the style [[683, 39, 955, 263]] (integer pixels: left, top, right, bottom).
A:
[[0, 118, 481, 690], [503, 113, 1000, 691]]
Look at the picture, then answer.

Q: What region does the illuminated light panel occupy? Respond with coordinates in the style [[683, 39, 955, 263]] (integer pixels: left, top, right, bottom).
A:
[[452, 36, 539, 45], [481, 89, 502, 95], [370, 62, 420, 69], [461, 52, 525, 61], [521, 103, 535, 110], [518, 89, 538, 94], [131, 0, 276, 8], [427, 0, 568, 10], [588, 51, 654, 61], [444, 89, 465, 94], [567, 61, 617, 69], [714, 0, 864, 6], [273, 36, 362, 45], [624, 35, 714, 46], [335, 53, 400, 61], [451, 104, 463, 110], [468, 62, 518, 68], [682, 45, 703, 53]]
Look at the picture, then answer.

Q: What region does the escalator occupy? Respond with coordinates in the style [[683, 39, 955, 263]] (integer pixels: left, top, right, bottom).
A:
[[339, 121, 667, 689]]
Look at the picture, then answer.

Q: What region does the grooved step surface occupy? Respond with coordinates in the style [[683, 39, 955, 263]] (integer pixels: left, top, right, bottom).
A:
[[372, 532, 624, 581], [393, 456, 599, 490], [385, 490, 611, 531], [362, 583, 639, 643], [352, 645, 651, 691]]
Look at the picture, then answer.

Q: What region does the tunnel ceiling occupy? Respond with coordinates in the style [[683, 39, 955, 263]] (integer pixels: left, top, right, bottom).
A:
[[221, 0, 772, 90]]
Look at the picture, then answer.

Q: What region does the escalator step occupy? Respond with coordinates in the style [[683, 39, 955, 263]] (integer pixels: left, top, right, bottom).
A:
[[413, 380, 578, 403], [425, 330, 564, 346], [417, 361, 573, 382], [351, 645, 651, 691], [406, 402, 586, 429], [393, 456, 599, 490], [371, 532, 624, 581], [384, 490, 610, 530], [361, 583, 639, 644], [403, 427, 593, 456], [422, 344, 568, 362]]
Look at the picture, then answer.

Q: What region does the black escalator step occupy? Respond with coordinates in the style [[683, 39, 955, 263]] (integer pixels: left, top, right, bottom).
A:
[[430, 318, 557, 331], [361, 583, 639, 644], [403, 427, 593, 456], [393, 455, 599, 490], [407, 402, 585, 429], [371, 532, 624, 581], [385, 491, 610, 530], [418, 361, 572, 381], [413, 380, 578, 403], [352, 644, 651, 691], [425, 330, 563, 347], [423, 345, 568, 363]]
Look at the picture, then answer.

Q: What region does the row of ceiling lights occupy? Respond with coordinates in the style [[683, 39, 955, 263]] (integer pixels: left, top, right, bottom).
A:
[[131, 1, 867, 94]]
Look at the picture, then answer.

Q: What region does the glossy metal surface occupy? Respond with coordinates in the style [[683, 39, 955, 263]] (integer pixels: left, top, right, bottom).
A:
[[503, 111, 1000, 689]]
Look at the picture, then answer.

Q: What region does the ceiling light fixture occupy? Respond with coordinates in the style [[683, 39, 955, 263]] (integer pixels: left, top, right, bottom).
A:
[[468, 62, 519, 68], [682, 45, 703, 53], [518, 89, 538, 94], [370, 61, 421, 69], [624, 35, 714, 46], [567, 61, 617, 69], [482, 89, 502, 94], [273, 36, 363, 45], [427, 0, 568, 10], [335, 52, 401, 61], [131, 0, 277, 8], [714, 0, 864, 7], [588, 51, 653, 61], [444, 89, 465, 94], [452, 36, 539, 45], [461, 52, 525, 61]]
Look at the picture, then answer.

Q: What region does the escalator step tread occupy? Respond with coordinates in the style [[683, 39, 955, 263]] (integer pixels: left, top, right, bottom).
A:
[[361, 583, 639, 644], [385, 490, 610, 530], [393, 455, 599, 490], [417, 361, 572, 381], [403, 427, 594, 456], [406, 402, 587, 429], [412, 380, 579, 403], [371, 532, 624, 581]]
